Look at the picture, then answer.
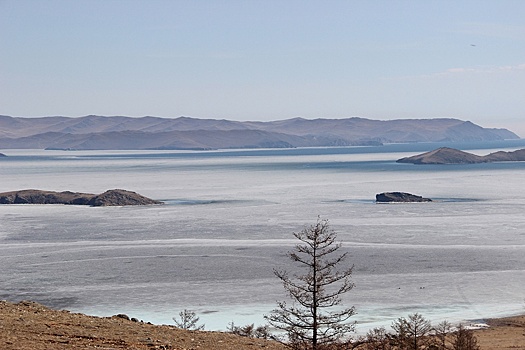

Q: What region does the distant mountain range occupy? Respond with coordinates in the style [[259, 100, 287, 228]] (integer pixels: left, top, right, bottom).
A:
[[0, 115, 519, 150]]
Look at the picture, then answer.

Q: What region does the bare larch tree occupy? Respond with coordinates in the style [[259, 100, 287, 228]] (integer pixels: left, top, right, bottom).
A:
[[265, 218, 356, 349], [451, 324, 480, 350], [391, 313, 432, 350], [173, 309, 205, 330]]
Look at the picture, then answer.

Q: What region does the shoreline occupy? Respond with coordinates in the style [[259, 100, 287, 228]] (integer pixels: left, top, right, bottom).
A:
[[35, 298, 525, 334], [1, 300, 524, 349]]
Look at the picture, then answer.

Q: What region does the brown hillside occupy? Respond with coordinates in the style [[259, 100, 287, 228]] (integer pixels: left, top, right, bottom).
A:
[[1, 301, 524, 349], [0, 301, 286, 350]]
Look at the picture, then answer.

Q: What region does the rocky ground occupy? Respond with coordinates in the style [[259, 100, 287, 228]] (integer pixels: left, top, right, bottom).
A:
[[1, 301, 524, 349]]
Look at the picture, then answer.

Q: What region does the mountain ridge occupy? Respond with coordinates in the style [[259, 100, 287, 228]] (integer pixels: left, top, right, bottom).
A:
[[0, 115, 519, 150]]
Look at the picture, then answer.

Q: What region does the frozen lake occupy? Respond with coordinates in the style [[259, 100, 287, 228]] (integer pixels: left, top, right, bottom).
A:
[[1, 141, 525, 333]]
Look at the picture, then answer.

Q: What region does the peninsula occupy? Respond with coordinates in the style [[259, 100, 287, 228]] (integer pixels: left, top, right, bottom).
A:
[[0, 189, 162, 206], [397, 147, 525, 165]]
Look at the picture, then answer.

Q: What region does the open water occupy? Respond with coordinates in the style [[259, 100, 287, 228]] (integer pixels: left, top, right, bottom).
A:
[[1, 140, 525, 333]]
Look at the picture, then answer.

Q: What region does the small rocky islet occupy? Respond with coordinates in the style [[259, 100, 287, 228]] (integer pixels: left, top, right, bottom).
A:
[[0, 189, 162, 206], [376, 192, 432, 203]]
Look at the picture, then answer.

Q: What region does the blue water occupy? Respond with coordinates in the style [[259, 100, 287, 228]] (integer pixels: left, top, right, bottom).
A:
[[1, 141, 524, 333]]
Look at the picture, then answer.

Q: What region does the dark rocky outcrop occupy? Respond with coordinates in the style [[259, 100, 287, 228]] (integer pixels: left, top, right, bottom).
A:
[[397, 147, 525, 165], [0, 153, 6, 157], [376, 192, 432, 203], [0, 189, 162, 206]]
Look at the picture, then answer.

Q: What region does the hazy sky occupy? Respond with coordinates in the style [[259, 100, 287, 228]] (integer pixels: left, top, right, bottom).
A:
[[1, 0, 524, 135]]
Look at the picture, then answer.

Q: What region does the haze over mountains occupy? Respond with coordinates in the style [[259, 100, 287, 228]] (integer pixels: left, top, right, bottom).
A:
[[0, 115, 519, 150]]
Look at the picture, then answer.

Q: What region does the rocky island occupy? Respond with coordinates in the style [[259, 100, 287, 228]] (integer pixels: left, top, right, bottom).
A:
[[376, 192, 432, 203], [397, 147, 525, 165], [0, 189, 162, 206]]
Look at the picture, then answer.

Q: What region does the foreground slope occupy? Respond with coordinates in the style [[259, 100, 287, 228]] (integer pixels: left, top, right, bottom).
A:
[[1, 301, 523, 350], [0, 301, 286, 350]]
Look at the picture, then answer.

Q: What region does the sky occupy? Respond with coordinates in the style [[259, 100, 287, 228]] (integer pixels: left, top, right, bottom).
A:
[[1, 0, 524, 136]]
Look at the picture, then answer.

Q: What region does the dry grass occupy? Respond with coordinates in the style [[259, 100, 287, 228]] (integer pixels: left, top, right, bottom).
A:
[[0, 301, 286, 350], [1, 300, 524, 349], [476, 314, 525, 350]]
